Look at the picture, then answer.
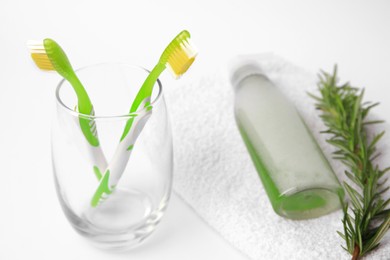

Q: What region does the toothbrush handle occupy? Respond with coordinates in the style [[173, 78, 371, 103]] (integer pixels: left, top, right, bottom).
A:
[[110, 111, 151, 185], [120, 63, 165, 141], [91, 63, 164, 207], [72, 113, 108, 179], [79, 117, 100, 147], [91, 110, 152, 207], [89, 146, 108, 180], [69, 75, 100, 147], [68, 73, 108, 180]]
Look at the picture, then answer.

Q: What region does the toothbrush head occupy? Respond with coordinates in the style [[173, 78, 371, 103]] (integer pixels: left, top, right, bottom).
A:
[[27, 38, 74, 79], [159, 30, 198, 78]]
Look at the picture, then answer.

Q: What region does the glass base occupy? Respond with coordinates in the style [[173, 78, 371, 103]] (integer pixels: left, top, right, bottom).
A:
[[59, 188, 169, 251]]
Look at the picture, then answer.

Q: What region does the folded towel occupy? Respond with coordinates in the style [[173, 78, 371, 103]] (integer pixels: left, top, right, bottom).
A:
[[165, 53, 390, 260]]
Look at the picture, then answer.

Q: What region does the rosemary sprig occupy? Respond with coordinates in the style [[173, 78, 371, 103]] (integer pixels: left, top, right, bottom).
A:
[[309, 66, 390, 260]]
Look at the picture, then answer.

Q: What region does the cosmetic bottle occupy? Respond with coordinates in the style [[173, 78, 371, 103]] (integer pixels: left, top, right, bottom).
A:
[[231, 63, 344, 219]]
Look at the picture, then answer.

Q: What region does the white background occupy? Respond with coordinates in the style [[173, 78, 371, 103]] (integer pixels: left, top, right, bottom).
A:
[[1, 0, 390, 259]]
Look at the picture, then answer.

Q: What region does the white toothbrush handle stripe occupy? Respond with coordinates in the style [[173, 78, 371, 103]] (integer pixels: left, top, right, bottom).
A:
[[107, 110, 152, 187], [100, 97, 152, 190], [89, 145, 108, 172]]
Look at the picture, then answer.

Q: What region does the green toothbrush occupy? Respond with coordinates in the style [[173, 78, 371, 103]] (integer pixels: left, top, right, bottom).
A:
[[28, 39, 108, 178], [91, 30, 198, 207]]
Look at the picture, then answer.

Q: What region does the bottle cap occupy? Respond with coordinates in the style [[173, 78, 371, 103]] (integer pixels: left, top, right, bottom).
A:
[[228, 56, 269, 91]]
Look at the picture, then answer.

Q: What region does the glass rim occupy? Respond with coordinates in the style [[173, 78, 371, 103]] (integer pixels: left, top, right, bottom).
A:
[[55, 62, 163, 119]]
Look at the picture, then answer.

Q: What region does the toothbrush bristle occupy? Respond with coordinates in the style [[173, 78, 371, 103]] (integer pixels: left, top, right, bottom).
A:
[[27, 40, 55, 71], [162, 31, 198, 78]]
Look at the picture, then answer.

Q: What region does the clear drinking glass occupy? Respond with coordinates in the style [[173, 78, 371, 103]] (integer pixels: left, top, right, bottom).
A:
[[52, 63, 173, 250]]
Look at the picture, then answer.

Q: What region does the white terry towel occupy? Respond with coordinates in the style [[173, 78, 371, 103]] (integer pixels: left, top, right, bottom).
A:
[[164, 53, 390, 260]]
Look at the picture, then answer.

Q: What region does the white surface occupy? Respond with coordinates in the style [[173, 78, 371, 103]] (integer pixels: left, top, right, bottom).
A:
[[0, 0, 390, 259]]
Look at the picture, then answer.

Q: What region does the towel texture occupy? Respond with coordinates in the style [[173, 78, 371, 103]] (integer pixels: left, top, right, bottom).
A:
[[165, 54, 390, 260]]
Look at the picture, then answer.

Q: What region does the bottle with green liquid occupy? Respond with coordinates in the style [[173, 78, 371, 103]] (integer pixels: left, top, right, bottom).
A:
[[231, 63, 344, 220]]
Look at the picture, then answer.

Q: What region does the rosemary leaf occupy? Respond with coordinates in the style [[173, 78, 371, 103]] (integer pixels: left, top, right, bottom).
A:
[[311, 66, 390, 259]]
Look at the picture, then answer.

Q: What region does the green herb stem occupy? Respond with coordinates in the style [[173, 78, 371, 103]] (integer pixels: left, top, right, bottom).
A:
[[310, 66, 390, 260]]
